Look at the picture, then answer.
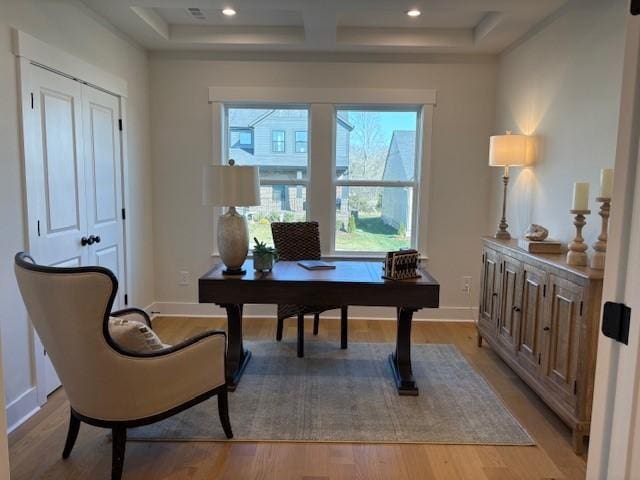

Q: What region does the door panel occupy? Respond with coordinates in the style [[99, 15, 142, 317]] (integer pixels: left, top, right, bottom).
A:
[[479, 248, 500, 333], [41, 91, 82, 233], [543, 275, 583, 407], [83, 86, 125, 309], [497, 256, 522, 351], [516, 264, 546, 377]]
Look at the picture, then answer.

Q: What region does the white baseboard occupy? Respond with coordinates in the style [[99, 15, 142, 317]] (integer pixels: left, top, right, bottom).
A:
[[6, 387, 40, 433], [149, 302, 477, 322]]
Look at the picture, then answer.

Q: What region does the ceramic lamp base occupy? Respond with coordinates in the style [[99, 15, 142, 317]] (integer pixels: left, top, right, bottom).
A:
[[217, 206, 249, 275]]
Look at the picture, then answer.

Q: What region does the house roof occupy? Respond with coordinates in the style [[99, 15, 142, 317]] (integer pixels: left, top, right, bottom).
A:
[[229, 108, 354, 131], [382, 131, 416, 181]]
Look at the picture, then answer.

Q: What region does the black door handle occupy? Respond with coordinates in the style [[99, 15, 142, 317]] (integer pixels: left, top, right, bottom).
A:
[[512, 306, 521, 312], [543, 326, 550, 331], [93, 235, 101, 244], [81, 236, 94, 246]]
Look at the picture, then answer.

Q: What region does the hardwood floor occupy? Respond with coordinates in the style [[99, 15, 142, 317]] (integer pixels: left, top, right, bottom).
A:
[[9, 317, 587, 479]]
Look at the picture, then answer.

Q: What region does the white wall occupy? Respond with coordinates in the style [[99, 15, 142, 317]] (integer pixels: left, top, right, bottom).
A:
[[0, 0, 154, 429], [491, 0, 627, 246], [149, 53, 497, 318]]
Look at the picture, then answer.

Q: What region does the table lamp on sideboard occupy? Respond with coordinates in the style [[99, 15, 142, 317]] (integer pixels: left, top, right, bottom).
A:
[[489, 131, 528, 240], [203, 159, 260, 275]]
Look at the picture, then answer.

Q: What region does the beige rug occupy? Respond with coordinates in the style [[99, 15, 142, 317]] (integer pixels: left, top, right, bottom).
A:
[[129, 341, 534, 445]]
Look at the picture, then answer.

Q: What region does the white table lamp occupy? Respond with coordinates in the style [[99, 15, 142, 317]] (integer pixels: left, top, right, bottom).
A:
[[489, 131, 528, 240], [203, 160, 260, 275]]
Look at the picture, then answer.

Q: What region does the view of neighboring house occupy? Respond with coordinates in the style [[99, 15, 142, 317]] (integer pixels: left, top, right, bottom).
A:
[[381, 130, 416, 235], [229, 108, 352, 218]]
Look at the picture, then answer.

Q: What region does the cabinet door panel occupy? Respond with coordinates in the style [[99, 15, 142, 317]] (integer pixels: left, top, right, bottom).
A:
[[543, 275, 583, 407], [497, 256, 522, 351], [516, 264, 546, 376], [479, 248, 500, 333]]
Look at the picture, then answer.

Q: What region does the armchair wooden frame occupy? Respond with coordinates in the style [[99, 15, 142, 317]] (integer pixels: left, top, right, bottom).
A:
[[15, 253, 233, 480]]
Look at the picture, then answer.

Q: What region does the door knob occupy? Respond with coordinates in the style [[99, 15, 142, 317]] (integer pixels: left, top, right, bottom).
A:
[[81, 236, 94, 246], [94, 235, 101, 244], [512, 306, 521, 312], [543, 326, 550, 331]]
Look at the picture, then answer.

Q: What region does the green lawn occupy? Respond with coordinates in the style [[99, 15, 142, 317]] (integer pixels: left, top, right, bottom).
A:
[[248, 215, 409, 253], [336, 215, 409, 252]]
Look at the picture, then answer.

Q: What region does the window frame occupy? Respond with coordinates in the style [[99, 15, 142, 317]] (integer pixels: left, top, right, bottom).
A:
[[331, 106, 422, 256], [223, 105, 311, 249], [271, 129, 286, 153], [213, 92, 434, 259]]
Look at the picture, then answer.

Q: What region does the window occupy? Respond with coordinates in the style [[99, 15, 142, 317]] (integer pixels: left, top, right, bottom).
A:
[[226, 107, 308, 246], [295, 130, 308, 153], [335, 109, 419, 253], [229, 127, 253, 152], [272, 130, 286, 153], [221, 103, 424, 255]]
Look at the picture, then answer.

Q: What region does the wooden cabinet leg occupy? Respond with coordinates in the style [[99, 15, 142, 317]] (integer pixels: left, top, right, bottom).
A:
[[572, 429, 585, 455]]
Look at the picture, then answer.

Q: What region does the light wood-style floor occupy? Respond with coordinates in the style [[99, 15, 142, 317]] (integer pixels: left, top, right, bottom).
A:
[[9, 317, 587, 479]]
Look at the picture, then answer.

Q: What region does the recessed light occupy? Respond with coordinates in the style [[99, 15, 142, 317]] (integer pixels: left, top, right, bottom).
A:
[[222, 7, 236, 16], [406, 9, 421, 17]]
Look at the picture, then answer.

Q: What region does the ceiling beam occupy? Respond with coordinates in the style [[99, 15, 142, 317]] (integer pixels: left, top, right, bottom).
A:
[[337, 27, 473, 49], [130, 6, 170, 40], [302, 9, 337, 50], [170, 25, 305, 46]]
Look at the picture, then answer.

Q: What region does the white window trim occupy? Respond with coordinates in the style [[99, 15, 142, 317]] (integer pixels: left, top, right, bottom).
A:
[[331, 106, 423, 256], [209, 87, 436, 259]]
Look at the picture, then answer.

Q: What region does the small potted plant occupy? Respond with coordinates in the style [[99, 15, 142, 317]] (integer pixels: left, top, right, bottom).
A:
[[253, 237, 277, 272]]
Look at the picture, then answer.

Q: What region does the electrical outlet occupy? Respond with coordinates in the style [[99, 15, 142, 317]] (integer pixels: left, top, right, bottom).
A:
[[461, 276, 472, 294], [179, 271, 190, 286]]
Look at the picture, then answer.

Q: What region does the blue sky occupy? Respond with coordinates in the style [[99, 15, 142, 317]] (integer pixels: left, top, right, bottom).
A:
[[345, 110, 417, 146]]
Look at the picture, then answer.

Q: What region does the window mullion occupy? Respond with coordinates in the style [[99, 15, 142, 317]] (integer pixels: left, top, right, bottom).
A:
[[308, 104, 335, 255]]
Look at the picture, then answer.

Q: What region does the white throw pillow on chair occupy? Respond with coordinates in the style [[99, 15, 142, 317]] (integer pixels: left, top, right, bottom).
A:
[[108, 317, 170, 353]]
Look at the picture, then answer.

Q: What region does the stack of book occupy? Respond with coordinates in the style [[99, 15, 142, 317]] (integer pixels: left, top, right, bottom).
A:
[[383, 249, 421, 280]]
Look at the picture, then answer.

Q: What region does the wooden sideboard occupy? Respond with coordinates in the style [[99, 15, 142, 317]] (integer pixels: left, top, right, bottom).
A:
[[477, 237, 603, 454]]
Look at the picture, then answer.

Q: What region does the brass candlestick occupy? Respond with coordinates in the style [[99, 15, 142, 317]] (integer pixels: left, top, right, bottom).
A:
[[567, 209, 590, 266], [590, 197, 611, 270]]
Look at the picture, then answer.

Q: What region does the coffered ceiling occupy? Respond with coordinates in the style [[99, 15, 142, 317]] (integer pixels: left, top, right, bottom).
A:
[[79, 0, 568, 54]]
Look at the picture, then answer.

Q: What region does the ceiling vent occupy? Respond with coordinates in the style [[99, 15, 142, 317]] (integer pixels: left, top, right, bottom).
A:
[[186, 7, 206, 20]]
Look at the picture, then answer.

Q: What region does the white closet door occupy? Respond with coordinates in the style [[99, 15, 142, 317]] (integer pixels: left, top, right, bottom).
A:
[[27, 67, 88, 395], [24, 67, 127, 398], [82, 86, 125, 309]]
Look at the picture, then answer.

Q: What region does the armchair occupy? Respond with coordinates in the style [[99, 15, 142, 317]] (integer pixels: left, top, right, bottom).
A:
[[14, 253, 232, 480]]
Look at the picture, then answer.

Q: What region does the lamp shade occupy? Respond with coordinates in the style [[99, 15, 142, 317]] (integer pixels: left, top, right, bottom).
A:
[[203, 164, 261, 207], [489, 133, 527, 167]]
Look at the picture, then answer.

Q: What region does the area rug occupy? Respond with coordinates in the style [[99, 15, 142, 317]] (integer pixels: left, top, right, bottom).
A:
[[129, 341, 533, 445]]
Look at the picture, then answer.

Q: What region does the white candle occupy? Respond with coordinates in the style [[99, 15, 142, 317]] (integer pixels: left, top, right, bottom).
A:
[[572, 182, 590, 211], [600, 168, 613, 198]]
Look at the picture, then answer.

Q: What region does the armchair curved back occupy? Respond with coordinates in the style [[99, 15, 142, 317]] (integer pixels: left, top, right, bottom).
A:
[[14, 252, 119, 417]]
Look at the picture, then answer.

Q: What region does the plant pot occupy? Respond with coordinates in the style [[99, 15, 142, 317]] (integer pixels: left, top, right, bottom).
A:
[[253, 252, 274, 272]]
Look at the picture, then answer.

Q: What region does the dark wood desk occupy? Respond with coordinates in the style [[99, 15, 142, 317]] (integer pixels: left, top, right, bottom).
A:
[[199, 260, 439, 395]]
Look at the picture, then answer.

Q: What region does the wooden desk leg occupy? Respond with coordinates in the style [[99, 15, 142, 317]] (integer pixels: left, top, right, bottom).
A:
[[221, 304, 251, 391], [388, 307, 419, 396], [340, 306, 348, 349]]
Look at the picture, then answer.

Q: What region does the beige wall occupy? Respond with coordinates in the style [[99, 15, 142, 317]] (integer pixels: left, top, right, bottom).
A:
[[491, 0, 627, 246], [0, 0, 154, 425], [149, 54, 497, 315]]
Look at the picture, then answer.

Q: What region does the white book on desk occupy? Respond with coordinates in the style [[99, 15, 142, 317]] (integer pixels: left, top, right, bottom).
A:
[[297, 260, 336, 270]]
